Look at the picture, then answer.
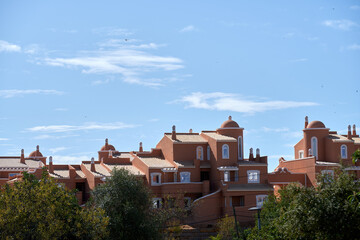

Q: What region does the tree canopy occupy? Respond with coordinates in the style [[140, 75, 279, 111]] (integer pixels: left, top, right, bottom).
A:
[[247, 169, 360, 240], [91, 168, 162, 240], [0, 171, 109, 240]]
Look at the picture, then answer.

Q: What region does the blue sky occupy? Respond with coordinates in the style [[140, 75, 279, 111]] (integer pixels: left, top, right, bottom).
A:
[[1, 1, 359, 171]]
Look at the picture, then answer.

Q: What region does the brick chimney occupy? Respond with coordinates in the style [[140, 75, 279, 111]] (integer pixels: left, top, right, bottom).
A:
[[189, 129, 193, 133], [49, 156, 54, 173], [305, 116, 309, 128], [353, 124, 357, 136], [256, 148, 260, 161], [20, 149, 25, 164], [139, 142, 143, 152], [249, 148, 254, 161], [91, 157, 96, 172], [172, 125, 176, 140], [347, 125, 352, 139]]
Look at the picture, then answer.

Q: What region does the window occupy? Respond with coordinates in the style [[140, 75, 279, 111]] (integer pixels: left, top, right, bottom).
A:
[[238, 136, 243, 160], [321, 170, 334, 183], [201, 171, 210, 181], [231, 196, 244, 207], [180, 172, 191, 183], [174, 172, 177, 182], [234, 171, 239, 182], [341, 145, 347, 159], [207, 146, 211, 160], [299, 150, 304, 159], [222, 144, 229, 159], [184, 197, 191, 208], [256, 195, 267, 208], [8, 173, 18, 178], [151, 173, 161, 186], [247, 170, 260, 183], [311, 137, 318, 160], [321, 170, 334, 176], [153, 198, 162, 208], [224, 171, 230, 182], [196, 146, 203, 160]]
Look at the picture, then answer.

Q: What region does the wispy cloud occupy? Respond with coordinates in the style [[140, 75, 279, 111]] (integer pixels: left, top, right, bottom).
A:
[[0, 40, 21, 52], [262, 127, 290, 132], [350, 5, 360, 10], [180, 25, 196, 33], [177, 92, 318, 114], [322, 19, 358, 31], [0, 89, 64, 98], [347, 44, 360, 50], [33, 134, 78, 140], [27, 122, 137, 133], [49, 147, 67, 153], [0, 138, 9, 141], [290, 58, 308, 62], [42, 45, 183, 87], [92, 27, 133, 36], [91, 79, 113, 86]]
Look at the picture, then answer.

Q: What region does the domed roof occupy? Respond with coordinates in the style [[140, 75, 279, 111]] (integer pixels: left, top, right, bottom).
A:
[[220, 116, 240, 128], [307, 120, 326, 129], [100, 138, 116, 151], [29, 145, 43, 158]]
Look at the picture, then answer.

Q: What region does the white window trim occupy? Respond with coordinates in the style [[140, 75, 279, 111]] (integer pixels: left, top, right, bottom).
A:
[[224, 171, 230, 182], [196, 146, 204, 160], [311, 137, 318, 160], [180, 172, 191, 183], [152, 198, 162, 208], [299, 150, 304, 159], [247, 170, 260, 183], [222, 144, 230, 159], [238, 136, 243, 160], [207, 146, 210, 161], [150, 172, 162, 186], [256, 195, 267, 208], [340, 144, 347, 159]]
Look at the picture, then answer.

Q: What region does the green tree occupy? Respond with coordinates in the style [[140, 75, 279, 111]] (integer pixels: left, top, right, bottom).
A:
[[91, 168, 162, 240], [352, 149, 360, 164], [247, 170, 360, 240], [0, 171, 109, 240]]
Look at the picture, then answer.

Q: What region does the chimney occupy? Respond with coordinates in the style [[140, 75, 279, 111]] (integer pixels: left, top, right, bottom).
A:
[[249, 148, 254, 161], [105, 138, 109, 148], [91, 157, 96, 172], [347, 125, 352, 139], [353, 124, 357, 136], [256, 148, 260, 161], [20, 149, 25, 164], [139, 142, 143, 152], [172, 125, 176, 140], [305, 116, 309, 128], [49, 156, 54, 173], [189, 129, 193, 133], [36, 145, 40, 154]]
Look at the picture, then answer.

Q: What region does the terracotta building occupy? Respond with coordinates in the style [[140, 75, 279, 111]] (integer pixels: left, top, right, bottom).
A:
[[269, 116, 360, 190]]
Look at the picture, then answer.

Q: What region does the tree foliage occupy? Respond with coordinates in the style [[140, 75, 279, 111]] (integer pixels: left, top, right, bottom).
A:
[[91, 168, 162, 240], [0, 171, 109, 240], [352, 149, 360, 164], [247, 170, 360, 240]]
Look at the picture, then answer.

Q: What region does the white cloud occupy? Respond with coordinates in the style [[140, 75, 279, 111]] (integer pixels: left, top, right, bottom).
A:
[[0, 138, 9, 141], [33, 134, 78, 140], [347, 44, 360, 50], [262, 127, 289, 132], [180, 25, 196, 33], [322, 19, 357, 31], [42, 46, 183, 87], [92, 27, 133, 36], [177, 92, 319, 114], [49, 147, 67, 153], [50, 155, 89, 164], [91, 79, 113, 86], [0, 89, 64, 98], [0, 40, 21, 52], [350, 5, 360, 10], [27, 122, 137, 133]]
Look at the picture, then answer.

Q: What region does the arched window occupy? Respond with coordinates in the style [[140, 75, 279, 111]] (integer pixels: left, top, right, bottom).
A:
[[207, 146, 210, 160], [196, 146, 203, 160], [238, 136, 243, 160], [311, 137, 318, 160], [222, 144, 229, 159], [341, 145, 347, 159]]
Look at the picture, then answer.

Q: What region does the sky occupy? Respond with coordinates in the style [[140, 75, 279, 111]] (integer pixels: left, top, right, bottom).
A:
[[0, 0, 359, 171]]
